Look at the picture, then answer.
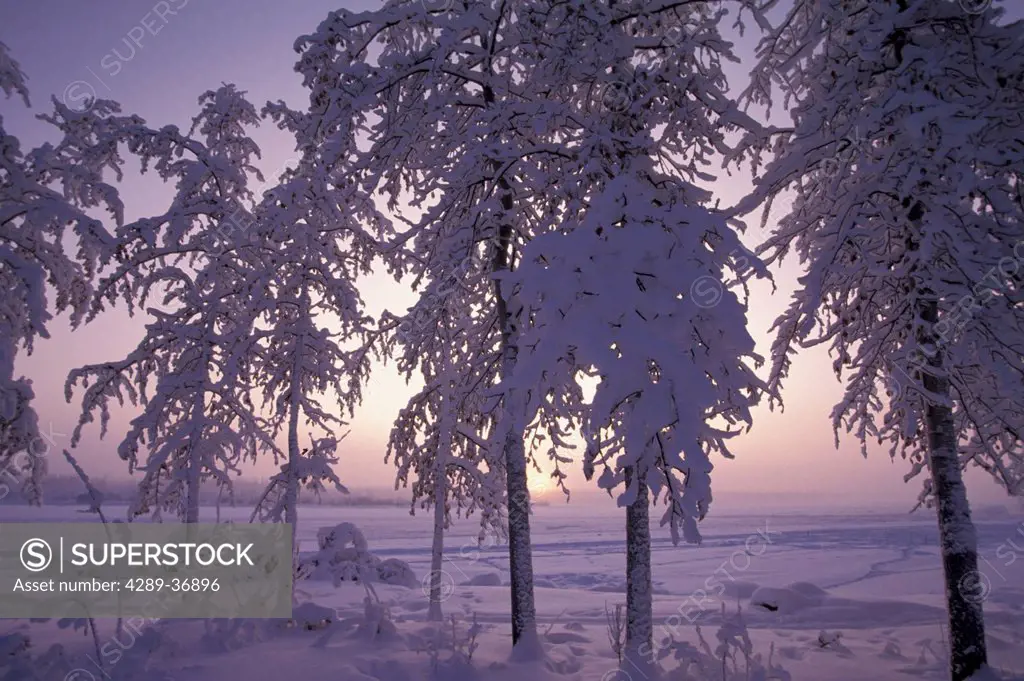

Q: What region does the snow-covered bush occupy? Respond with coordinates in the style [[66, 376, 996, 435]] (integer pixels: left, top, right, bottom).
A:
[[296, 522, 418, 588], [0, 633, 69, 681]]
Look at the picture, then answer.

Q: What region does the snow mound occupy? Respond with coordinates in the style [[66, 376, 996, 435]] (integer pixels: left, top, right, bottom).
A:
[[334, 665, 379, 681], [462, 572, 502, 587], [745, 581, 946, 630], [376, 558, 419, 589], [970, 666, 1024, 681], [720, 580, 760, 600], [291, 602, 336, 630], [750, 582, 828, 614]]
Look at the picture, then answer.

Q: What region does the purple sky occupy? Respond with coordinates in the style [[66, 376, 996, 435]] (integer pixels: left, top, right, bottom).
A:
[[2, 0, 1015, 512]]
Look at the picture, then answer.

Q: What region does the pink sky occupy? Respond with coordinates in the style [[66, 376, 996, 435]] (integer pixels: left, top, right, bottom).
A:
[[2, 0, 1014, 512]]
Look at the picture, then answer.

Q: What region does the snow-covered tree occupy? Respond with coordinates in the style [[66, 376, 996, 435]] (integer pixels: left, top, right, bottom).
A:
[[241, 163, 380, 542], [502, 3, 767, 671], [69, 261, 272, 523], [387, 300, 506, 621], [281, 0, 576, 653], [1, 42, 128, 503], [67, 85, 275, 523], [735, 1, 1024, 677]]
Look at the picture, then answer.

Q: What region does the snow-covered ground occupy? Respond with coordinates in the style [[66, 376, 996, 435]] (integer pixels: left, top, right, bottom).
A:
[[2, 504, 1022, 680]]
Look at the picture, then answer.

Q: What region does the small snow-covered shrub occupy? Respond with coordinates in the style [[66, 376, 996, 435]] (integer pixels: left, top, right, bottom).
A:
[[816, 630, 842, 649], [415, 613, 482, 678], [605, 602, 626, 663], [106, 628, 175, 681], [318, 522, 368, 553], [356, 596, 398, 641], [201, 618, 264, 652], [0, 633, 69, 681], [659, 605, 791, 681], [298, 522, 418, 588], [0, 633, 30, 659]]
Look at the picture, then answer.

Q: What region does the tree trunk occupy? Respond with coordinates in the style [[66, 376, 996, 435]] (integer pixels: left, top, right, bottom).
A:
[[186, 381, 206, 525], [427, 463, 447, 622], [285, 358, 301, 600], [503, 407, 539, 657], [492, 208, 540, 654], [479, 8, 538, 649], [285, 343, 302, 533], [492, 189, 539, 657], [285, 293, 309, 602], [920, 298, 987, 681], [481, 72, 539, 654], [624, 465, 653, 675], [185, 456, 201, 524]]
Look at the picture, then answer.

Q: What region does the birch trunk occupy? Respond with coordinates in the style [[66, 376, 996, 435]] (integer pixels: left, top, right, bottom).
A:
[[494, 229, 539, 656], [285, 336, 302, 601], [624, 465, 653, 675], [503, 396, 539, 657], [185, 457, 201, 525], [185, 360, 207, 525], [285, 336, 302, 532], [428, 468, 447, 622], [481, 66, 539, 652], [920, 298, 988, 681]]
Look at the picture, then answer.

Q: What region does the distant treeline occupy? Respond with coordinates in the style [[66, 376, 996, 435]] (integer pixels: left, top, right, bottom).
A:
[[0, 475, 409, 508]]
